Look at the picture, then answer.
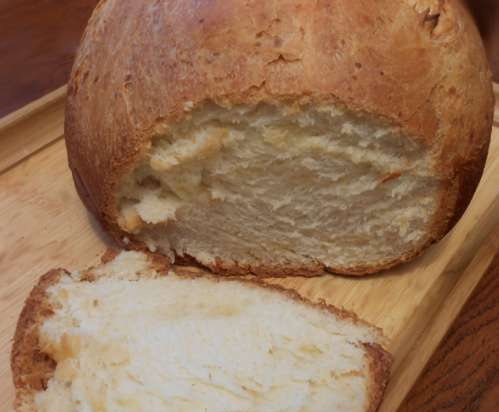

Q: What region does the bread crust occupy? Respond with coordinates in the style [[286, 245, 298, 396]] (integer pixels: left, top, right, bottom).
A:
[[65, 0, 493, 276], [11, 269, 67, 412], [11, 252, 392, 412], [363, 343, 393, 412]]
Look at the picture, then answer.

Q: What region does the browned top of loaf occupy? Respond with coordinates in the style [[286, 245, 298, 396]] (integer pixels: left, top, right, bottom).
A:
[[65, 0, 494, 236], [11, 252, 392, 411]]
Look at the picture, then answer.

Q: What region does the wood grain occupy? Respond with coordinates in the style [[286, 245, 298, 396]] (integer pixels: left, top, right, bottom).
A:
[[0, 0, 98, 117], [0, 86, 66, 173], [467, 0, 499, 81], [400, 255, 499, 412]]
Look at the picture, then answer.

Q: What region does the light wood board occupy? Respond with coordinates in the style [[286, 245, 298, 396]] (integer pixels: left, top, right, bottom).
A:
[[0, 88, 498, 412]]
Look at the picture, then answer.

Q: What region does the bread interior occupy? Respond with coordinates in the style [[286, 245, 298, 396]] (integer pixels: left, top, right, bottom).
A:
[[118, 103, 440, 272], [34, 252, 382, 411]]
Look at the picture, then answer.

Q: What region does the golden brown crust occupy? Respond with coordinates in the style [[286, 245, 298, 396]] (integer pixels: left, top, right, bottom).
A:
[[426, 0, 494, 238], [11, 269, 67, 412], [363, 343, 393, 412], [11, 252, 391, 411], [65, 0, 493, 276]]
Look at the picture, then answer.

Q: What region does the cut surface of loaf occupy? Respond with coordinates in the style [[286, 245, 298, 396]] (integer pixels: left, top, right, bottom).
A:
[[12, 251, 391, 412], [65, 0, 494, 276], [119, 104, 439, 274]]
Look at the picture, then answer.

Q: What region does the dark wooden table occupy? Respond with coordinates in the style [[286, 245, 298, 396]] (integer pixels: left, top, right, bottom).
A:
[[1, 2, 498, 411]]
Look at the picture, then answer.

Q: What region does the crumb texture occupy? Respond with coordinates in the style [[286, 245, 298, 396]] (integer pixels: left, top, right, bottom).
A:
[[30, 252, 385, 412], [118, 104, 439, 272]]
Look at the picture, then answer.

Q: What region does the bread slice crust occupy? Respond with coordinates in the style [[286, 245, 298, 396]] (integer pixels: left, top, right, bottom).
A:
[[11, 269, 66, 412], [12, 251, 392, 412]]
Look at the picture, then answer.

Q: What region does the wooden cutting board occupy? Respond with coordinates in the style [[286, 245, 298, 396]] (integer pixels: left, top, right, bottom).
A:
[[1, 85, 498, 412]]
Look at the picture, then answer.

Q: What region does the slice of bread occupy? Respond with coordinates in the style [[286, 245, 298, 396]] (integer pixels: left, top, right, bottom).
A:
[[12, 251, 391, 412]]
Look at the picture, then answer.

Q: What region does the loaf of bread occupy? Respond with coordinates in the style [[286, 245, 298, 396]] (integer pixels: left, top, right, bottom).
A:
[[12, 251, 391, 412], [65, 0, 494, 275]]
